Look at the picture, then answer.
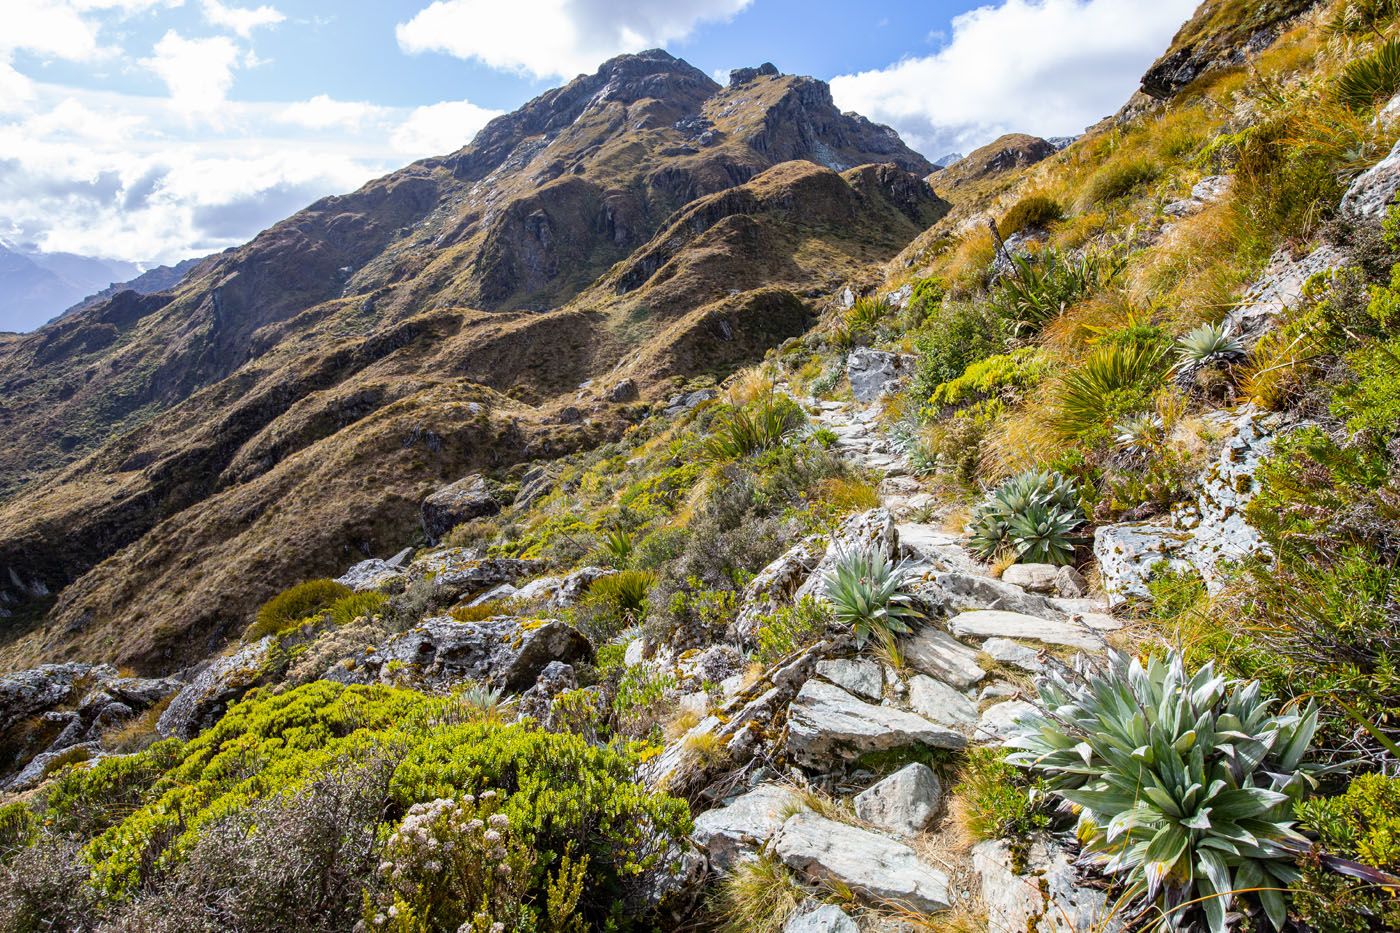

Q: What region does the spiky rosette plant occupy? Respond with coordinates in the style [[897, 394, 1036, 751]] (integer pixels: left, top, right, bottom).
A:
[[967, 469, 1085, 566], [1005, 652, 1328, 933], [823, 548, 925, 649], [1174, 323, 1245, 386]]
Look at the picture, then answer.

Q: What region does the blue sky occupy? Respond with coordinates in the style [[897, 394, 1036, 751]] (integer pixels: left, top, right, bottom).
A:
[[1, 0, 1198, 275]]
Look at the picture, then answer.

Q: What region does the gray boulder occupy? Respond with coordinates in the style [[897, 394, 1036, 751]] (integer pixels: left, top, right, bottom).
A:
[[982, 638, 1045, 673], [786, 680, 964, 768], [159, 638, 275, 739], [0, 663, 111, 734], [361, 618, 592, 692], [606, 378, 639, 402], [336, 548, 412, 592], [900, 627, 985, 689], [853, 762, 944, 836], [906, 674, 977, 728], [774, 812, 951, 913], [976, 700, 1039, 743], [663, 388, 718, 416], [421, 473, 499, 543], [847, 349, 914, 403], [514, 566, 615, 608], [814, 658, 883, 701], [1001, 563, 1060, 593], [733, 536, 823, 645]]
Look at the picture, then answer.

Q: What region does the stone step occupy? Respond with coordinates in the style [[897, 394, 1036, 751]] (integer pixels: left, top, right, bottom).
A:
[[947, 609, 1105, 651]]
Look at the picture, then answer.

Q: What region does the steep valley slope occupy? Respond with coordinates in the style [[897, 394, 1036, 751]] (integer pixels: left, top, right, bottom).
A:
[[0, 52, 945, 673]]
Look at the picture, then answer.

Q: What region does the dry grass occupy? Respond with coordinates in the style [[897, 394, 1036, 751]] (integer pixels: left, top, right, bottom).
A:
[[101, 693, 176, 754], [812, 476, 881, 513], [664, 708, 702, 742], [726, 369, 777, 405]]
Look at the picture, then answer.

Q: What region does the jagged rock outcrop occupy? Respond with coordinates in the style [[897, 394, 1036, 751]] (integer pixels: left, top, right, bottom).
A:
[[1140, 0, 1317, 99], [421, 474, 500, 543], [852, 762, 944, 836], [158, 638, 274, 739], [846, 348, 914, 403], [786, 679, 965, 766], [691, 782, 802, 872], [974, 838, 1122, 932]]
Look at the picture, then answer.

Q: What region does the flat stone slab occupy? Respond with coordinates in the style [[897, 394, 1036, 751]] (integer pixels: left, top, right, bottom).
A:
[[900, 627, 986, 689], [815, 658, 883, 701], [906, 674, 977, 727], [948, 610, 1103, 650], [774, 812, 951, 913], [786, 680, 965, 767], [982, 637, 1045, 673], [692, 783, 802, 872]]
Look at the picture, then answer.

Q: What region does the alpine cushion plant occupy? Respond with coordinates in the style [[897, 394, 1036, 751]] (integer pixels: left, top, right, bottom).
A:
[[967, 468, 1086, 566], [1004, 652, 1327, 933], [823, 548, 925, 649]]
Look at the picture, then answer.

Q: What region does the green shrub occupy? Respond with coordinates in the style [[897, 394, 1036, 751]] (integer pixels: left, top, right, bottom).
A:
[[926, 347, 1051, 411], [950, 747, 1051, 843], [246, 579, 352, 641], [967, 469, 1085, 565], [47, 681, 689, 925], [910, 301, 1009, 399], [1050, 340, 1170, 443], [991, 248, 1124, 335], [1000, 193, 1065, 235], [1007, 651, 1325, 933], [1334, 38, 1400, 110], [1292, 773, 1400, 932], [752, 596, 832, 666], [1332, 335, 1400, 441], [1081, 155, 1160, 205], [822, 549, 924, 649], [324, 590, 388, 627], [701, 396, 806, 461]]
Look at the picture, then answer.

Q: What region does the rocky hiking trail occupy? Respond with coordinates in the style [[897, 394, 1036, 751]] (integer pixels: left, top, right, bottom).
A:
[[653, 380, 1131, 931]]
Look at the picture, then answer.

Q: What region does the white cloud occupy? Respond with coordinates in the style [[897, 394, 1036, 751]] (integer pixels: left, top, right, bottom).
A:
[[201, 0, 284, 38], [2, 1, 106, 61], [278, 94, 386, 130], [396, 0, 751, 80], [830, 0, 1198, 157], [140, 30, 242, 117], [390, 99, 503, 156]]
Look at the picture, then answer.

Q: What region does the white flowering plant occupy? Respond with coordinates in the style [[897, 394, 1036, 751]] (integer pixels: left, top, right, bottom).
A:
[[365, 790, 535, 932]]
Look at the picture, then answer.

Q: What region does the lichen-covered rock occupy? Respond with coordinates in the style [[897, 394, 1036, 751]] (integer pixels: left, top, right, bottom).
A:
[[1225, 245, 1343, 343], [853, 762, 944, 836], [357, 618, 593, 692], [982, 638, 1045, 673], [1342, 138, 1400, 220], [774, 812, 951, 913], [0, 663, 112, 734], [973, 838, 1121, 932], [663, 388, 718, 416], [733, 536, 822, 644], [158, 638, 274, 739], [794, 508, 898, 602], [786, 679, 964, 767], [913, 570, 1068, 620], [513, 566, 614, 607], [1095, 407, 1282, 606], [900, 627, 985, 689], [336, 547, 413, 592], [1000, 563, 1060, 593], [948, 610, 1103, 650], [421, 473, 500, 543], [407, 552, 543, 602], [692, 783, 803, 872], [1163, 174, 1231, 217], [846, 348, 913, 403]]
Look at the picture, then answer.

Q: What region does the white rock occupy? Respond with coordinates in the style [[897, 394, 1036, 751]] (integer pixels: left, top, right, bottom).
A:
[[786, 680, 965, 767], [734, 537, 822, 644], [815, 658, 883, 701], [982, 637, 1045, 673], [794, 509, 899, 602], [623, 638, 646, 667], [900, 628, 986, 689], [1092, 522, 1193, 608], [1342, 138, 1400, 220], [774, 812, 951, 913], [853, 762, 944, 836], [1225, 245, 1343, 342], [783, 903, 858, 933], [847, 348, 915, 404], [1001, 563, 1060, 593], [978, 681, 1020, 702], [976, 700, 1039, 743], [906, 674, 977, 727], [1054, 565, 1088, 598], [948, 610, 1103, 650], [692, 783, 802, 872], [973, 839, 1122, 932]]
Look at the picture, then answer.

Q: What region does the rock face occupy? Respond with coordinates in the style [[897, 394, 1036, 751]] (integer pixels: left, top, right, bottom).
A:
[[1095, 407, 1282, 606], [1164, 174, 1232, 217], [814, 658, 883, 701], [786, 679, 964, 766], [421, 474, 500, 543], [973, 838, 1120, 932], [1000, 563, 1060, 593], [159, 638, 274, 739], [1342, 138, 1400, 219], [734, 537, 822, 644], [348, 618, 593, 691], [691, 782, 801, 872], [774, 812, 951, 913], [1225, 245, 1343, 344], [853, 762, 944, 836], [846, 348, 913, 403], [513, 566, 614, 608], [1139, 0, 1313, 99], [336, 548, 413, 592]]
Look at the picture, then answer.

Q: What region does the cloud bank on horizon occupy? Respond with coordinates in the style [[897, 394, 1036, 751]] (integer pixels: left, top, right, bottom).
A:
[[0, 0, 1191, 295]]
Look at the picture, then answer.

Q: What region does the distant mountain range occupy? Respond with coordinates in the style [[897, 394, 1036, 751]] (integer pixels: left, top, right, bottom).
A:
[[0, 243, 206, 333]]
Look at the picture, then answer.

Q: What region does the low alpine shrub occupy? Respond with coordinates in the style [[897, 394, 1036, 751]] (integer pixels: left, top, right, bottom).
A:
[[245, 578, 352, 641]]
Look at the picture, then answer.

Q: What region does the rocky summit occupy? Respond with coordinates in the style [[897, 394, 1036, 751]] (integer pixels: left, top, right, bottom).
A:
[[4, 2, 1400, 932]]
